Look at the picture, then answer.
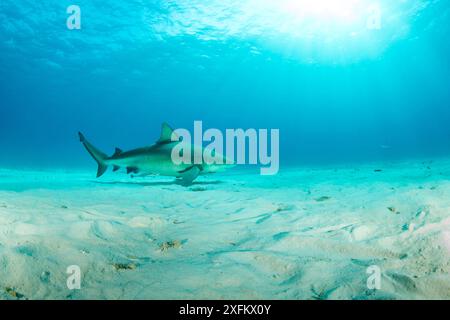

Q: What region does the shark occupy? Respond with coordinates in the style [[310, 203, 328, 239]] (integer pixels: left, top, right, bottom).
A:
[[79, 123, 233, 185]]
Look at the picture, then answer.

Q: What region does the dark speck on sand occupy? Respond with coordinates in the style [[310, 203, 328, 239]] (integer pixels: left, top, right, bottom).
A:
[[315, 196, 331, 202]]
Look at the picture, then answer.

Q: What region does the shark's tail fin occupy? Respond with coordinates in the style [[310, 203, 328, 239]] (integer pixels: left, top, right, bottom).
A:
[[78, 132, 108, 178]]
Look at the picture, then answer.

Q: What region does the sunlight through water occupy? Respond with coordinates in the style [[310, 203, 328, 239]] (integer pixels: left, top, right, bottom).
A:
[[152, 0, 429, 64]]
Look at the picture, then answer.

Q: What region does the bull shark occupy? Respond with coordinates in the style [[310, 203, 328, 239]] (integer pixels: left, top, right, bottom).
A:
[[79, 123, 233, 185]]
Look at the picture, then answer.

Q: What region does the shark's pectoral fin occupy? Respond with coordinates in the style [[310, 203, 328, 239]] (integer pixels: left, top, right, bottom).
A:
[[178, 166, 201, 185], [113, 165, 120, 172], [126, 167, 139, 174]]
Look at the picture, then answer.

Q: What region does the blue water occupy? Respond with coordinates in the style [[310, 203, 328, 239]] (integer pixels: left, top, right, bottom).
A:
[[1, 0, 450, 169]]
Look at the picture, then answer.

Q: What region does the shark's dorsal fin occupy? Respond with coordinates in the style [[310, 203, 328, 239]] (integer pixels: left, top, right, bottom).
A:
[[157, 122, 178, 144]]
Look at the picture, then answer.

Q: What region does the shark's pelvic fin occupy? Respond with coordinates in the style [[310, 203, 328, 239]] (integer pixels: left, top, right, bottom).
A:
[[178, 166, 201, 185], [79, 132, 108, 178], [126, 167, 139, 174], [157, 122, 179, 144]]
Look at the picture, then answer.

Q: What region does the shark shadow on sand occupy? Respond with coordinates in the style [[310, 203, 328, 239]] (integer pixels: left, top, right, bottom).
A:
[[92, 179, 225, 187]]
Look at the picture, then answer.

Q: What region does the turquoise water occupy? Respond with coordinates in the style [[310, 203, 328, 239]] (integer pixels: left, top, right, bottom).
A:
[[1, 0, 450, 169], [1, 1, 450, 300]]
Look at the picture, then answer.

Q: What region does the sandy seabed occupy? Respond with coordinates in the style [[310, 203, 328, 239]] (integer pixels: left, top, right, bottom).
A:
[[0, 159, 449, 300]]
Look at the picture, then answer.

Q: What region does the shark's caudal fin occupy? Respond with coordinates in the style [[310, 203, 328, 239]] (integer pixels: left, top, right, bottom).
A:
[[78, 132, 108, 178]]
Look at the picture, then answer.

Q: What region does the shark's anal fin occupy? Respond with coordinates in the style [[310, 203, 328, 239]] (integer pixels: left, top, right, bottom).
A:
[[126, 167, 139, 174], [178, 166, 201, 185], [157, 122, 179, 144]]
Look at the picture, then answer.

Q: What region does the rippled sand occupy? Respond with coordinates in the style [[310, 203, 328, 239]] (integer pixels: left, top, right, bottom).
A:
[[0, 160, 449, 299]]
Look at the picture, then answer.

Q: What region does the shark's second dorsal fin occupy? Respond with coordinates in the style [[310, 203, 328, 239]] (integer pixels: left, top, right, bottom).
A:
[[113, 148, 123, 157], [157, 122, 178, 144]]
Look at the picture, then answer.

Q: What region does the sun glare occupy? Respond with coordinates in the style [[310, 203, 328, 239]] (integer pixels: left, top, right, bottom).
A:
[[279, 0, 361, 23], [243, 0, 389, 63], [157, 0, 424, 63]]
